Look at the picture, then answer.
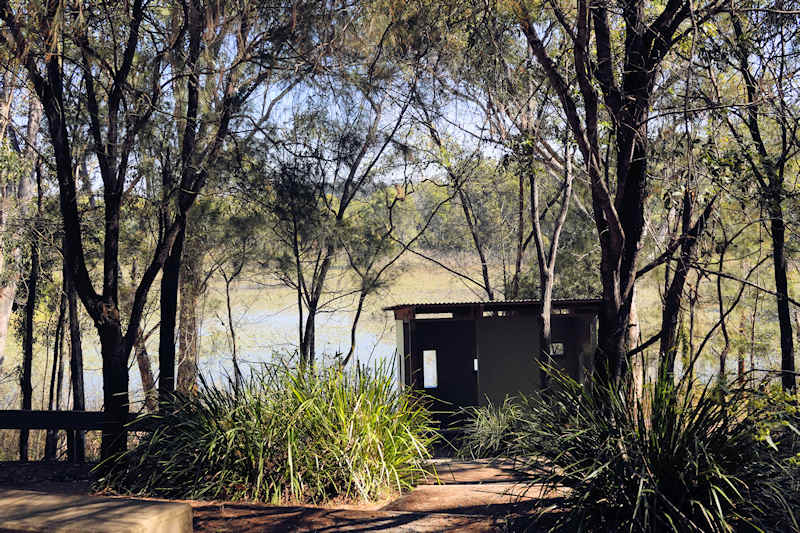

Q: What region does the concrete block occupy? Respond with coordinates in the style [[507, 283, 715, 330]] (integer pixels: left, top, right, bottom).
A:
[[0, 489, 192, 533]]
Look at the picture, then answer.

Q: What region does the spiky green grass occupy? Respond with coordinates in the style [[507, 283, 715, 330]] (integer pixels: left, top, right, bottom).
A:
[[512, 369, 800, 532], [96, 362, 437, 504], [458, 396, 522, 459]]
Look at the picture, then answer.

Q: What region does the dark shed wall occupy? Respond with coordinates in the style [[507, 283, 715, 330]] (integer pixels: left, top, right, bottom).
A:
[[410, 319, 478, 426], [551, 314, 594, 384], [393, 301, 600, 419], [476, 316, 540, 406]]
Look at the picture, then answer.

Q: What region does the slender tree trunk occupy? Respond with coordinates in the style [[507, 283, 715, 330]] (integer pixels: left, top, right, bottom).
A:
[[751, 286, 760, 388], [658, 192, 715, 383], [135, 327, 157, 412], [458, 189, 494, 300], [341, 291, 368, 367], [539, 273, 553, 388], [728, 10, 795, 393], [770, 206, 795, 392], [159, 223, 185, 404], [65, 263, 85, 463], [44, 293, 66, 460], [301, 308, 317, 367], [18, 169, 41, 462], [508, 173, 525, 299], [687, 281, 697, 383], [530, 148, 573, 390], [717, 238, 730, 383], [224, 277, 241, 390]]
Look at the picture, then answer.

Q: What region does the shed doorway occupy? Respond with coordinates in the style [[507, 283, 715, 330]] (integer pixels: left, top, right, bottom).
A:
[[412, 319, 477, 428]]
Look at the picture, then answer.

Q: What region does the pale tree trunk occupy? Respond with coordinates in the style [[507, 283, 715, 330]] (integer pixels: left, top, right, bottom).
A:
[[0, 97, 40, 372], [134, 327, 157, 412], [629, 290, 646, 395], [177, 249, 201, 393], [530, 147, 573, 389]]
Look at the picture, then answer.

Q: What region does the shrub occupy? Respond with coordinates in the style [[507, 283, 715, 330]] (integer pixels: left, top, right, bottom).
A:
[[511, 368, 800, 532], [458, 396, 522, 459], [95, 361, 437, 504]]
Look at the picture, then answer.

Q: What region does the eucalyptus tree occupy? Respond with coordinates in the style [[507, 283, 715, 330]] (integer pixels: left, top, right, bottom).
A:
[[509, 0, 728, 387], [0, 0, 303, 458], [698, 3, 800, 391]]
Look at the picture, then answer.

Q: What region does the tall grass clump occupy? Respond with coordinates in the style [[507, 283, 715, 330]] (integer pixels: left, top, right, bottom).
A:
[[458, 396, 522, 459], [95, 361, 437, 504], [512, 367, 800, 532]]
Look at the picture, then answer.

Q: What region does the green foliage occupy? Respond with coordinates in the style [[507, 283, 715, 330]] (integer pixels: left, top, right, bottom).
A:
[[457, 396, 521, 459], [95, 359, 437, 504], [510, 369, 800, 532], [458, 369, 800, 531]]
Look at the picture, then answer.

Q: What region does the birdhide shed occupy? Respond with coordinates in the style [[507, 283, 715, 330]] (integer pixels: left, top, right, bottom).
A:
[[385, 299, 602, 426]]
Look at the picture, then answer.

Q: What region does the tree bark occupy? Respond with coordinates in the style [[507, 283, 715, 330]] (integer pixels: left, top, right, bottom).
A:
[[65, 262, 85, 463], [729, 11, 795, 392], [159, 223, 184, 404], [177, 246, 201, 393], [770, 206, 795, 392], [45, 293, 66, 461], [18, 235, 38, 461], [135, 327, 157, 412], [530, 147, 573, 390], [658, 191, 715, 382], [0, 96, 40, 373], [519, 1, 702, 389], [97, 319, 129, 460]]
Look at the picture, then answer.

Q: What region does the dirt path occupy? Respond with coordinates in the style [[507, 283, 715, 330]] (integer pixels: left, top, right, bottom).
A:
[[0, 459, 552, 531]]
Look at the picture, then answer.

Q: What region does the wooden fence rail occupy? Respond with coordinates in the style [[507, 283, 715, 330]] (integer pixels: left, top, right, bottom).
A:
[[0, 410, 155, 432]]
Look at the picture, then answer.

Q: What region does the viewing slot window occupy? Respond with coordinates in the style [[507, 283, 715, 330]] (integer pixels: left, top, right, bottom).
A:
[[423, 349, 438, 388]]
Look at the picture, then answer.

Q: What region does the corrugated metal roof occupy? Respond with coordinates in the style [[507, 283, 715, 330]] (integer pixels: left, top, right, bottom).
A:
[[383, 298, 603, 312]]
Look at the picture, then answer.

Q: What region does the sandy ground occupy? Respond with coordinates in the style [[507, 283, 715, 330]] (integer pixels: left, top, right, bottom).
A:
[[0, 459, 557, 532]]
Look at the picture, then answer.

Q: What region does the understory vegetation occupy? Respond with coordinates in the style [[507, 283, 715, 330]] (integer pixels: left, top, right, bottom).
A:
[[95, 361, 437, 504], [461, 369, 800, 532]]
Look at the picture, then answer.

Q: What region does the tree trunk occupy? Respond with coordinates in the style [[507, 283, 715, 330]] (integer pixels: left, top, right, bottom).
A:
[[224, 277, 241, 390], [44, 293, 66, 460], [176, 248, 200, 393], [0, 285, 16, 373], [18, 197, 40, 461], [458, 189, 494, 300], [539, 273, 553, 389], [657, 192, 714, 383], [717, 236, 730, 384], [98, 319, 129, 460], [301, 309, 317, 367], [65, 263, 85, 463], [134, 327, 157, 412], [770, 204, 795, 392], [159, 223, 185, 404]]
